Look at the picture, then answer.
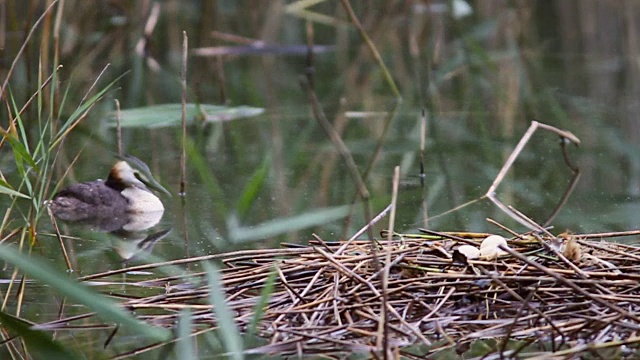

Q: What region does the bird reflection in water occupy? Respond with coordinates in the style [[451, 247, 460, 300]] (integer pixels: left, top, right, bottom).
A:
[[47, 156, 171, 260]]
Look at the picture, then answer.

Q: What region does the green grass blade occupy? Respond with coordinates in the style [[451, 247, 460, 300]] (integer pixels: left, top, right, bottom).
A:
[[0, 244, 171, 341], [247, 266, 277, 336], [51, 74, 125, 149], [227, 204, 351, 243], [235, 156, 270, 220], [176, 309, 196, 360], [0, 311, 78, 360], [204, 262, 244, 360], [109, 104, 264, 128], [0, 179, 31, 199], [1, 129, 38, 174], [185, 136, 228, 215]]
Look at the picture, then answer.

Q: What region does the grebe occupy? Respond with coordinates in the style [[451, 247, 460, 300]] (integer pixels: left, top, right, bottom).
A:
[[49, 156, 170, 221]]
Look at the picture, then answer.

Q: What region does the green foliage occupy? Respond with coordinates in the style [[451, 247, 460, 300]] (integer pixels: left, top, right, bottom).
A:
[[0, 244, 171, 341], [247, 267, 277, 337], [109, 104, 264, 128], [235, 156, 271, 221], [205, 262, 244, 360], [0, 311, 78, 360], [176, 309, 196, 360], [227, 204, 351, 243]]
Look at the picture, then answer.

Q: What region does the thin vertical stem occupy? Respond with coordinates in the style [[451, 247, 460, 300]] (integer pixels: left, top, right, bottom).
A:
[[115, 99, 122, 157], [180, 31, 188, 195]]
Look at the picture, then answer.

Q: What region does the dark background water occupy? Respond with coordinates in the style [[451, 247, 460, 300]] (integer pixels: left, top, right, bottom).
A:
[[2, 0, 640, 356]]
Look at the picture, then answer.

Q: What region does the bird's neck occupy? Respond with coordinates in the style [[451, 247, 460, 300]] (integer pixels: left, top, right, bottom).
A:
[[105, 176, 127, 192]]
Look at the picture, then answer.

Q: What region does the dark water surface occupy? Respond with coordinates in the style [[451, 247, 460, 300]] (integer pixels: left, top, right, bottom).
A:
[[2, 1, 640, 357]]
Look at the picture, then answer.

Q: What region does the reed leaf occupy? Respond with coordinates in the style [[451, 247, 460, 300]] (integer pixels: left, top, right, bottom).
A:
[[108, 104, 264, 128], [235, 156, 270, 220], [204, 262, 244, 360], [176, 309, 196, 360], [0, 244, 171, 341], [0, 311, 78, 360], [227, 204, 350, 243]]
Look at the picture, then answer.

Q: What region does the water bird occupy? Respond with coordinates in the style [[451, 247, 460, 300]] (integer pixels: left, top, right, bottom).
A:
[[48, 156, 170, 222]]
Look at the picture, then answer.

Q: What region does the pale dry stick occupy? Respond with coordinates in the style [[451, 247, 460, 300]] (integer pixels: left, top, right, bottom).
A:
[[485, 121, 580, 230], [476, 267, 564, 350], [507, 206, 554, 238], [0, 0, 59, 103], [307, 284, 335, 326], [15, 65, 62, 117], [1, 229, 27, 311], [387, 166, 400, 243], [346, 254, 406, 297], [525, 334, 640, 360], [420, 109, 429, 228], [180, 31, 188, 195], [134, 2, 161, 65], [378, 166, 399, 355], [50, 0, 64, 110], [578, 229, 640, 239], [485, 217, 522, 238], [531, 233, 589, 279], [78, 248, 313, 281], [376, 253, 390, 355], [210, 30, 258, 45], [115, 99, 122, 157], [272, 265, 326, 326], [76, 63, 111, 112], [314, 247, 431, 346], [577, 239, 640, 262], [498, 244, 640, 323], [426, 198, 483, 223], [336, 204, 392, 255], [49, 64, 112, 149], [332, 272, 342, 326], [46, 206, 73, 272], [275, 264, 306, 303], [419, 286, 454, 322], [314, 247, 379, 295]]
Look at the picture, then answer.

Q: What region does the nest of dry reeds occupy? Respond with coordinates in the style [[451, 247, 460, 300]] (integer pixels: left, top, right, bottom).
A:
[[89, 229, 640, 359]]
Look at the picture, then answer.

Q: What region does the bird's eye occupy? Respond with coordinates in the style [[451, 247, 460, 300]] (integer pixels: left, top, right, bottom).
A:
[[134, 172, 146, 183]]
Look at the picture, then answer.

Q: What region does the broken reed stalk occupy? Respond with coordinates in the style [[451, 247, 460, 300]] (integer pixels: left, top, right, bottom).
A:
[[377, 166, 399, 357], [115, 99, 122, 157], [485, 120, 580, 230], [420, 109, 429, 228], [427, 120, 580, 231], [299, 76, 374, 239], [180, 31, 188, 195], [46, 206, 72, 272]]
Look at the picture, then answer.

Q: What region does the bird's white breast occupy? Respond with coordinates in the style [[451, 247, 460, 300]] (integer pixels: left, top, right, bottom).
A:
[[121, 187, 165, 213]]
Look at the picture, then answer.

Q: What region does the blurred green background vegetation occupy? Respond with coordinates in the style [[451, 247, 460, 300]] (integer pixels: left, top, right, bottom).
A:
[[2, 0, 640, 358]]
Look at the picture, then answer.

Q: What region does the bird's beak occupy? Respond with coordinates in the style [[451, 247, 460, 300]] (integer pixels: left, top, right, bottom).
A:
[[142, 176, 171, 197], [120, 154, 172, 197]]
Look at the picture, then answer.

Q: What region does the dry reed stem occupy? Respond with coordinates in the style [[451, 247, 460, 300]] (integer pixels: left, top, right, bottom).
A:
[[180, 31, 188, 195], [0, 0, 59, 103]]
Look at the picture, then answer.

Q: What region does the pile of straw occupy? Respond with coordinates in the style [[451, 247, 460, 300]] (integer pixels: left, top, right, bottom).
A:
[[104, 230, 640, 358]]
